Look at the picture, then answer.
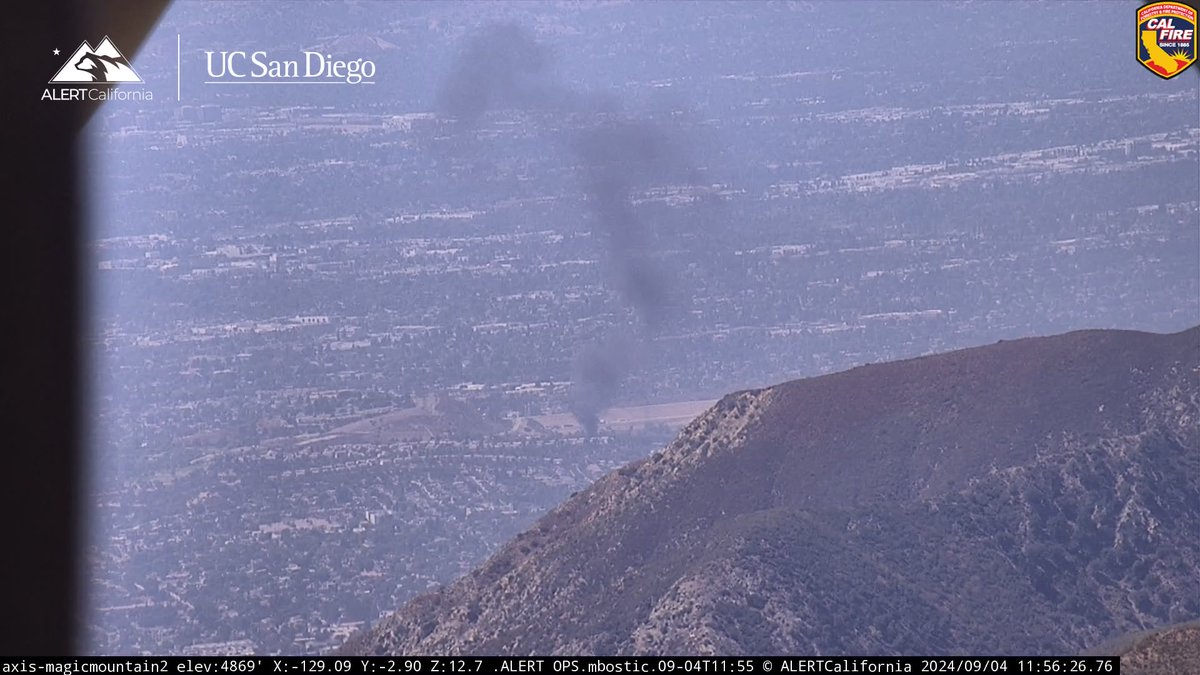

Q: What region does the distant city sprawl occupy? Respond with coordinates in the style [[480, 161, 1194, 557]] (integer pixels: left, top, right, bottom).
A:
[[86, 0, 1199, 656]]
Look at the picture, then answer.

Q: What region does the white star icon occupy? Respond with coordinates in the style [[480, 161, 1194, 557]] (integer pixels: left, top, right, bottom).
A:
[[53, 48, 60, 55]]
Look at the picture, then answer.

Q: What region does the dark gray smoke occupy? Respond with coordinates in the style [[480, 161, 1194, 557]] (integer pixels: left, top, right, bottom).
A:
[[568, 336, 632, 436], [439, 24, 592, 125], [439, 24, 708, 433], [438, 24, 549, 125], [572, 121, 685, 326]]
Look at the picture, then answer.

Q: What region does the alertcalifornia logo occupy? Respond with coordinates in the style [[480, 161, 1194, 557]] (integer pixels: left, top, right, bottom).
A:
[[43, 36, 153, 101]]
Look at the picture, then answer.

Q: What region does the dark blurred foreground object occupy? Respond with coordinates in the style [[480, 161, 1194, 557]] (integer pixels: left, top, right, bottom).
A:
[[4, 0, 167, 655]]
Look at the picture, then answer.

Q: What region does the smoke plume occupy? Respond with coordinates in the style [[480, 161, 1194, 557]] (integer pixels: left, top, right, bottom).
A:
[[439, 24, 708, 433]]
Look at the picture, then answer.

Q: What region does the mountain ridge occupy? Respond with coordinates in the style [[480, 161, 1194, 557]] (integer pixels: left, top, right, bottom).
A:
[[1085, 619, 1200, 674], [342, 326, 1199, 656]]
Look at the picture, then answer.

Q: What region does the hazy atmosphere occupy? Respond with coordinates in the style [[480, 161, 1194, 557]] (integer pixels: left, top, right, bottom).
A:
[[83, 0, 1198, 657]]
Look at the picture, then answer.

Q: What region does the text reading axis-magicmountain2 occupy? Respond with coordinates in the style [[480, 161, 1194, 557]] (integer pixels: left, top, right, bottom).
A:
[[0, 657, 1121, 674]]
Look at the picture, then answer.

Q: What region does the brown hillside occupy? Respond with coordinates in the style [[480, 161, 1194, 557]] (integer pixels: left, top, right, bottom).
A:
[[757, 327, 1197, 508], [342, 327, 1200, 656], [1087, 619, 1200, 675]]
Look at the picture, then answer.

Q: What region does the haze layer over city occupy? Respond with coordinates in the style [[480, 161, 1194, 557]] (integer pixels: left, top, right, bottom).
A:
[[86, 0, 1199, 655]]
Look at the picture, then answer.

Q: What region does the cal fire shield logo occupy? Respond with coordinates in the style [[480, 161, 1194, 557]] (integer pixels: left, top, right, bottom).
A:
[[50, 36, 143, 83], [1137, 2, 1197, 79]]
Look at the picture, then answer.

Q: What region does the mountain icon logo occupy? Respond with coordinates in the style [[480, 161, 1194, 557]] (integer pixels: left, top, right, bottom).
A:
[[50, 36, 143, 83]]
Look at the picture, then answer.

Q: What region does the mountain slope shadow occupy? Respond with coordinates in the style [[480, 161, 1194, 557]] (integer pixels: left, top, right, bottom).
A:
[[341, 326, 1200, 656]]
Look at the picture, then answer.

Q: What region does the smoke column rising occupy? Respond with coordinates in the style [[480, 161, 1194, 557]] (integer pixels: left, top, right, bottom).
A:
[[438, 24, 709, 433]]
